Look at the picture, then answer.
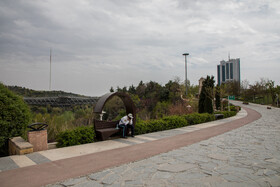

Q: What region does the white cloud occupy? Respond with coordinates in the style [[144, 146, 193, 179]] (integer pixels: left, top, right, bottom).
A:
[[0, 0, 280, 95]]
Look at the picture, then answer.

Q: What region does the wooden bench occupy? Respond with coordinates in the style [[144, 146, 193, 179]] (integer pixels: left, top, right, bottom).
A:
[[214, 114, 224, 120], [94, 120, 121, 141]]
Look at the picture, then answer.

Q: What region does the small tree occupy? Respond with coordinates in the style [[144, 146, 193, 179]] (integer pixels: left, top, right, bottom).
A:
[[0, 83, 31, 156], [198, 86, 206, 113], [266, 80, 276, 105], [199, 76, 215, 114], [110, 87, 114, 93], [215, 85, 221, 110], [128, 84, 136, 94]]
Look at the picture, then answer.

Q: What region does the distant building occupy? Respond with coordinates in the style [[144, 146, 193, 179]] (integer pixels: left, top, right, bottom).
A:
[[217, 58, 240, 85]]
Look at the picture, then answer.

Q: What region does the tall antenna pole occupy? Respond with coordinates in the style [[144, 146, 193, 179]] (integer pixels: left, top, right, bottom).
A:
[[182, 53, 189, 97], [49, 48, 52, 91]]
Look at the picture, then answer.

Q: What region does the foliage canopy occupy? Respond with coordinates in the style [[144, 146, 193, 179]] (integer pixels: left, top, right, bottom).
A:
[[0, 83, 31, 156], [199, 76, 215, 114]]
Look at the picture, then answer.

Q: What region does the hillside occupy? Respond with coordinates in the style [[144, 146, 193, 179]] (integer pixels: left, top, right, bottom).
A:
[[7, 85, 86, 98]]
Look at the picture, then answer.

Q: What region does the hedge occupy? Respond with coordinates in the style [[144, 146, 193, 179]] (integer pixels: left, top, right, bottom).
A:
[[135, 111, 237, 136], [214, 111, 237, 118], [183, 113, 215, 125], [56, 110, 238, 147], [136, 115, 189, 134], [162, 115, 188, 130], [0, 83, 31, 156], [56, 126, 95, 148]]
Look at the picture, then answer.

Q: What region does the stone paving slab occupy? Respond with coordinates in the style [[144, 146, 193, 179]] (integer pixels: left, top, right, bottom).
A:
[[25, 152, 51, 164], [0, 156, 18, 172], [10, 155, 36, 168]]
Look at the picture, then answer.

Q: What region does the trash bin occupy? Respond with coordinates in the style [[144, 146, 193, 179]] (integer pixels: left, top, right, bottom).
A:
[[27, 123, 48, 152]]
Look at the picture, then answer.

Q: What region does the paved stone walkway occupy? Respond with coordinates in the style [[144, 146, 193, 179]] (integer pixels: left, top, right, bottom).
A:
[[48, 102, 280, 187]]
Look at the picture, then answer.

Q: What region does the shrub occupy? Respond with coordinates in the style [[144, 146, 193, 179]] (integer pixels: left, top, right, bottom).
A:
[[56, 126, 95, 148], [228, 105, 240, 111], [199, 113, 215, 123], [183, 113, 202, 125], [215, 111, 237, 118], [134, 121, 149, 135], [135, 111, 235, 136], [183, 113, 214, 125], [146, 119, 167, 133], [135, 116, 188, 135], [162, 115, 187, 129], [0, 83, 31, 156], [136, 121, 147, 134]]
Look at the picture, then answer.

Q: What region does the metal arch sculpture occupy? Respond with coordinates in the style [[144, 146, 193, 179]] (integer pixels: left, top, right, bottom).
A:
[[94, 92, 136, 125]]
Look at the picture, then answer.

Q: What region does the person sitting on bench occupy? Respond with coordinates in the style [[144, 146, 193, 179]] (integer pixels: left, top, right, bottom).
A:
[[118, 113, 134, 138]]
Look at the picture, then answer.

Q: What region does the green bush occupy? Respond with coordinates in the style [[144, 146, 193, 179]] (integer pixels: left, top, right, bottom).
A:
[[228, 105, 240, 111], [199, 113, 215, 123], [0, 83, 31, 156], [214, 111, 237, 118], [134, 120, 149, 135], [56, 126, 95, 148], [146, 119, 167, 133], [162, 115, 187, 129], [183, 113, 215, 125], [134, 111, 237, 136], [135, 116, 188, 135], [183, 113, 202, 125], [135, 113, 219, 136]]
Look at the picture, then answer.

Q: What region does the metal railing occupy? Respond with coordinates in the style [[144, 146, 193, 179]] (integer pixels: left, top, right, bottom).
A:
[[24, 96, 100, 107]]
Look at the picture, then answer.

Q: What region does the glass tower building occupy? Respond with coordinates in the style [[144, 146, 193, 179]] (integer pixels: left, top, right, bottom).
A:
[[217, 58, 240, 85]]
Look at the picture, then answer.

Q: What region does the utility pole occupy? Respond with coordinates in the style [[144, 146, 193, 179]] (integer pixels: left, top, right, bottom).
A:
[[49, 48, 52, 91], [182, 53, 189, 97]]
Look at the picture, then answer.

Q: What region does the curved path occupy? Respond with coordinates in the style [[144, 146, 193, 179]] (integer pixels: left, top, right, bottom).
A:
[[1, 101, 279, 187]]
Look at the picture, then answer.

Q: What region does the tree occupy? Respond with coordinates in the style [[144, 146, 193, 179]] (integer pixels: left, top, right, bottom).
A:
[[276, 86, 280, 107], [240, 79, 250, 101], [215, 85, 221, 110], [266, 80, 277, 105], [159, 88, 169, 102], [248, 84, 259, 102], [110, 87, 114, 93], [165, 80, 181, 103], [136, 81, 146, 99], [122, 86, 127, 93], [225, 80, 240, 96], [0, 83, 31, 156], [199, 76, 215, 114], [128, 85, 136, 94], [116, 86, 122, 92], [144, 81, 162, 111]]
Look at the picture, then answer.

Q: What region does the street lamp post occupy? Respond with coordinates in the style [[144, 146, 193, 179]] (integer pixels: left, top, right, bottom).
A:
[[182, 53, 189, 96]]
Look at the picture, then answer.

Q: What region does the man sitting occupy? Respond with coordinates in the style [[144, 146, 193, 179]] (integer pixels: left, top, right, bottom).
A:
[[118, 113, 134, 138]]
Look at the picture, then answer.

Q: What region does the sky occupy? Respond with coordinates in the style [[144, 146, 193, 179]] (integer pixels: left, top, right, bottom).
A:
[[0, 0, 280, 96]]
